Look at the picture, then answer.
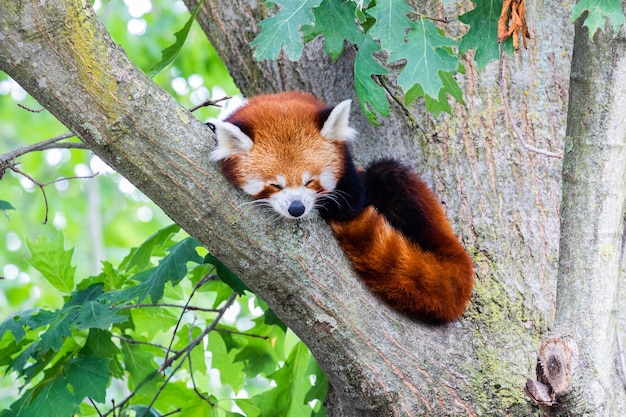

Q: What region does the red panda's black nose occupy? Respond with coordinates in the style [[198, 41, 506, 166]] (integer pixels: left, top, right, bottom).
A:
[[288, 201, 306, 217]]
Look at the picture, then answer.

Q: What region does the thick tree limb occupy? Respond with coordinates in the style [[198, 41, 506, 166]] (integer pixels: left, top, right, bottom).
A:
[[0, 0, 482, 414]]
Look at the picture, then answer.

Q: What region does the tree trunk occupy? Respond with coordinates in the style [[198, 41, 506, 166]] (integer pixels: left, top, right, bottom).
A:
[[1, 0, 623, 414], [527, 16, 626, 416]]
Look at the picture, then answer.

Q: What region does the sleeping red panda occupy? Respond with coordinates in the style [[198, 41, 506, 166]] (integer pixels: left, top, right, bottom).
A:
[[209, 91, 474, 322]]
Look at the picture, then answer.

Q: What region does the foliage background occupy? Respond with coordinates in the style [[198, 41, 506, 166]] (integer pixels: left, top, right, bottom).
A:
[[0, 1, 286, 415]]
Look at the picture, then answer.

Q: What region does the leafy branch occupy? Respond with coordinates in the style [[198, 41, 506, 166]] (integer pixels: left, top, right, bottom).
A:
[[100, 293, 238, 417], [251, 0, 626, 123], [0, 226, 327, 417]]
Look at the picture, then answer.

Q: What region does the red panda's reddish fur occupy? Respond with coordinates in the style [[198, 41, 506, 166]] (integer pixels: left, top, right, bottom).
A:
[[218, 92, 347, 200], [330, 201, 474, 323], [211, 91, 474, 322]]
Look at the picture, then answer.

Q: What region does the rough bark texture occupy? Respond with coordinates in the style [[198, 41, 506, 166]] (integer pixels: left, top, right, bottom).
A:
[[531, 16, 626, 416], [2, 0, 624, 415], [186, 0, 571, 414]]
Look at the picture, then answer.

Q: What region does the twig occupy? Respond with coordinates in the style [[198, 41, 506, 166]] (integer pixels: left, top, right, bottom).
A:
[[141, 293, 237, 417], [160, 409, 182, 417], [122, 302, 221, 313], [617, 331, 626, 391], [410, 11, 458, 23], [37, 141, 88, 151], [9, 164, 98, 224], [0, 132, 76, 167], [187, 355, 216, 406], [17, 103, 45, 113], [188, 96, 231, 113], [89, 397, 104, 417], [498, 44, 563, 159], [111, 335, 172, 352], [163, 273, 217, 366], [214, 327, 269, 340], [101, 294, 237, 417]]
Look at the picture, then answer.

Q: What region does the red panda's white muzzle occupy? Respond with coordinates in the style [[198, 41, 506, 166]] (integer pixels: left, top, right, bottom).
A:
[[269, 187, 316, 220]]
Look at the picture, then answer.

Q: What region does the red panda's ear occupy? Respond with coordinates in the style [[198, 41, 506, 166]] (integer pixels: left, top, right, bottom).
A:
[[320, 99, 357, 142], [209, 120, 254, 161]]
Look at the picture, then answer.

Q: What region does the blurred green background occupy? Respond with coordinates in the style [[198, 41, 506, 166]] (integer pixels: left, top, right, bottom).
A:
[[0, 0, 240, 407]]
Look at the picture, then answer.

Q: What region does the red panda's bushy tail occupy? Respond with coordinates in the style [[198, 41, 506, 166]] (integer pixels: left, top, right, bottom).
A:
[[329, 159, 474, 323]]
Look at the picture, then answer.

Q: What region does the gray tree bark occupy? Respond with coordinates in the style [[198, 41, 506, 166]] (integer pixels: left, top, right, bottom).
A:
[[528, 16, 626, 416], [0, 0, 624, 415]]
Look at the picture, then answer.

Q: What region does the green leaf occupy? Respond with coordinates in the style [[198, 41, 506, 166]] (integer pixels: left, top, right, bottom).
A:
[[304, 357, 328, 404], [26, 233, 76, 293], [80, 328, 118, 356], [234, 399, 261, 417], [33, 314, 74, 355], [75, 300, 127, 330], [459, 0, 502, 68], [0, 200, 15, 219], [120, 223, 181, 272], [405, 70, 465, 116], [571, 0, 625, 37], [65, 356, 112, 403], [131, 306, 178, 340], [234, 329, 283, 376], [208, 332, 245, 391], [0, 200, 15, 211], [302, 0, 364, 59], [0, 339, 23, 368], [366, 0, 413, 52], [148, 0, 204, 77], [354, 35, 390, 124], [4, 376, 79, 417], [79, 328, 124, 377], [0, 309, 44, 343], [121, 340, 160, 391], [9, 343, 37, 376], [5, 284, 124, 381], [205, 253, 249, 295], [106, 237, 204, 304], [251, 341, 313, 417], [250, 0, 324, 61], [388, 19, 458, 99]]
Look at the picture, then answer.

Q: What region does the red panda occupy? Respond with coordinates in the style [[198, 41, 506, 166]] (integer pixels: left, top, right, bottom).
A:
[[210, 91, 474, 323]]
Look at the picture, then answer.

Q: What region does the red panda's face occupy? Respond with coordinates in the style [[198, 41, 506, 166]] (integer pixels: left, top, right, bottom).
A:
[[210, 92, 356, 220]]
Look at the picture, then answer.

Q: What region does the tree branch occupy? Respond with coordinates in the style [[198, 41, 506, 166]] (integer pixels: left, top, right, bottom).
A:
[[0, 132, 77, 168]]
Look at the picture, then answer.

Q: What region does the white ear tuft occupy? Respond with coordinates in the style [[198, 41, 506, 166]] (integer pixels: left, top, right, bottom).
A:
[[209, 120, 254, 161], [320, 99, 357, 141]]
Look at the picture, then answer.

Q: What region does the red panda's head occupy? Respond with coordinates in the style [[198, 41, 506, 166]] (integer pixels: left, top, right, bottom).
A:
[[210, 91, 356, 219]]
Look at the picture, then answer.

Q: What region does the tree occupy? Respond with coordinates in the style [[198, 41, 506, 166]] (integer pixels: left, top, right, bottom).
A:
[[0, 0, 625, 415]]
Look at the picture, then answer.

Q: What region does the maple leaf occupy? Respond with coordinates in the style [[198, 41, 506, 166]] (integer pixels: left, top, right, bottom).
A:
[[366, 0, 413, 52], [250, 0, 323, 61], [354, 35, 390, 124], [459, 0, 502, 68], [571, 0, 625, 37], [388, 19, 458, 99], [302, 0, 364, 60]]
